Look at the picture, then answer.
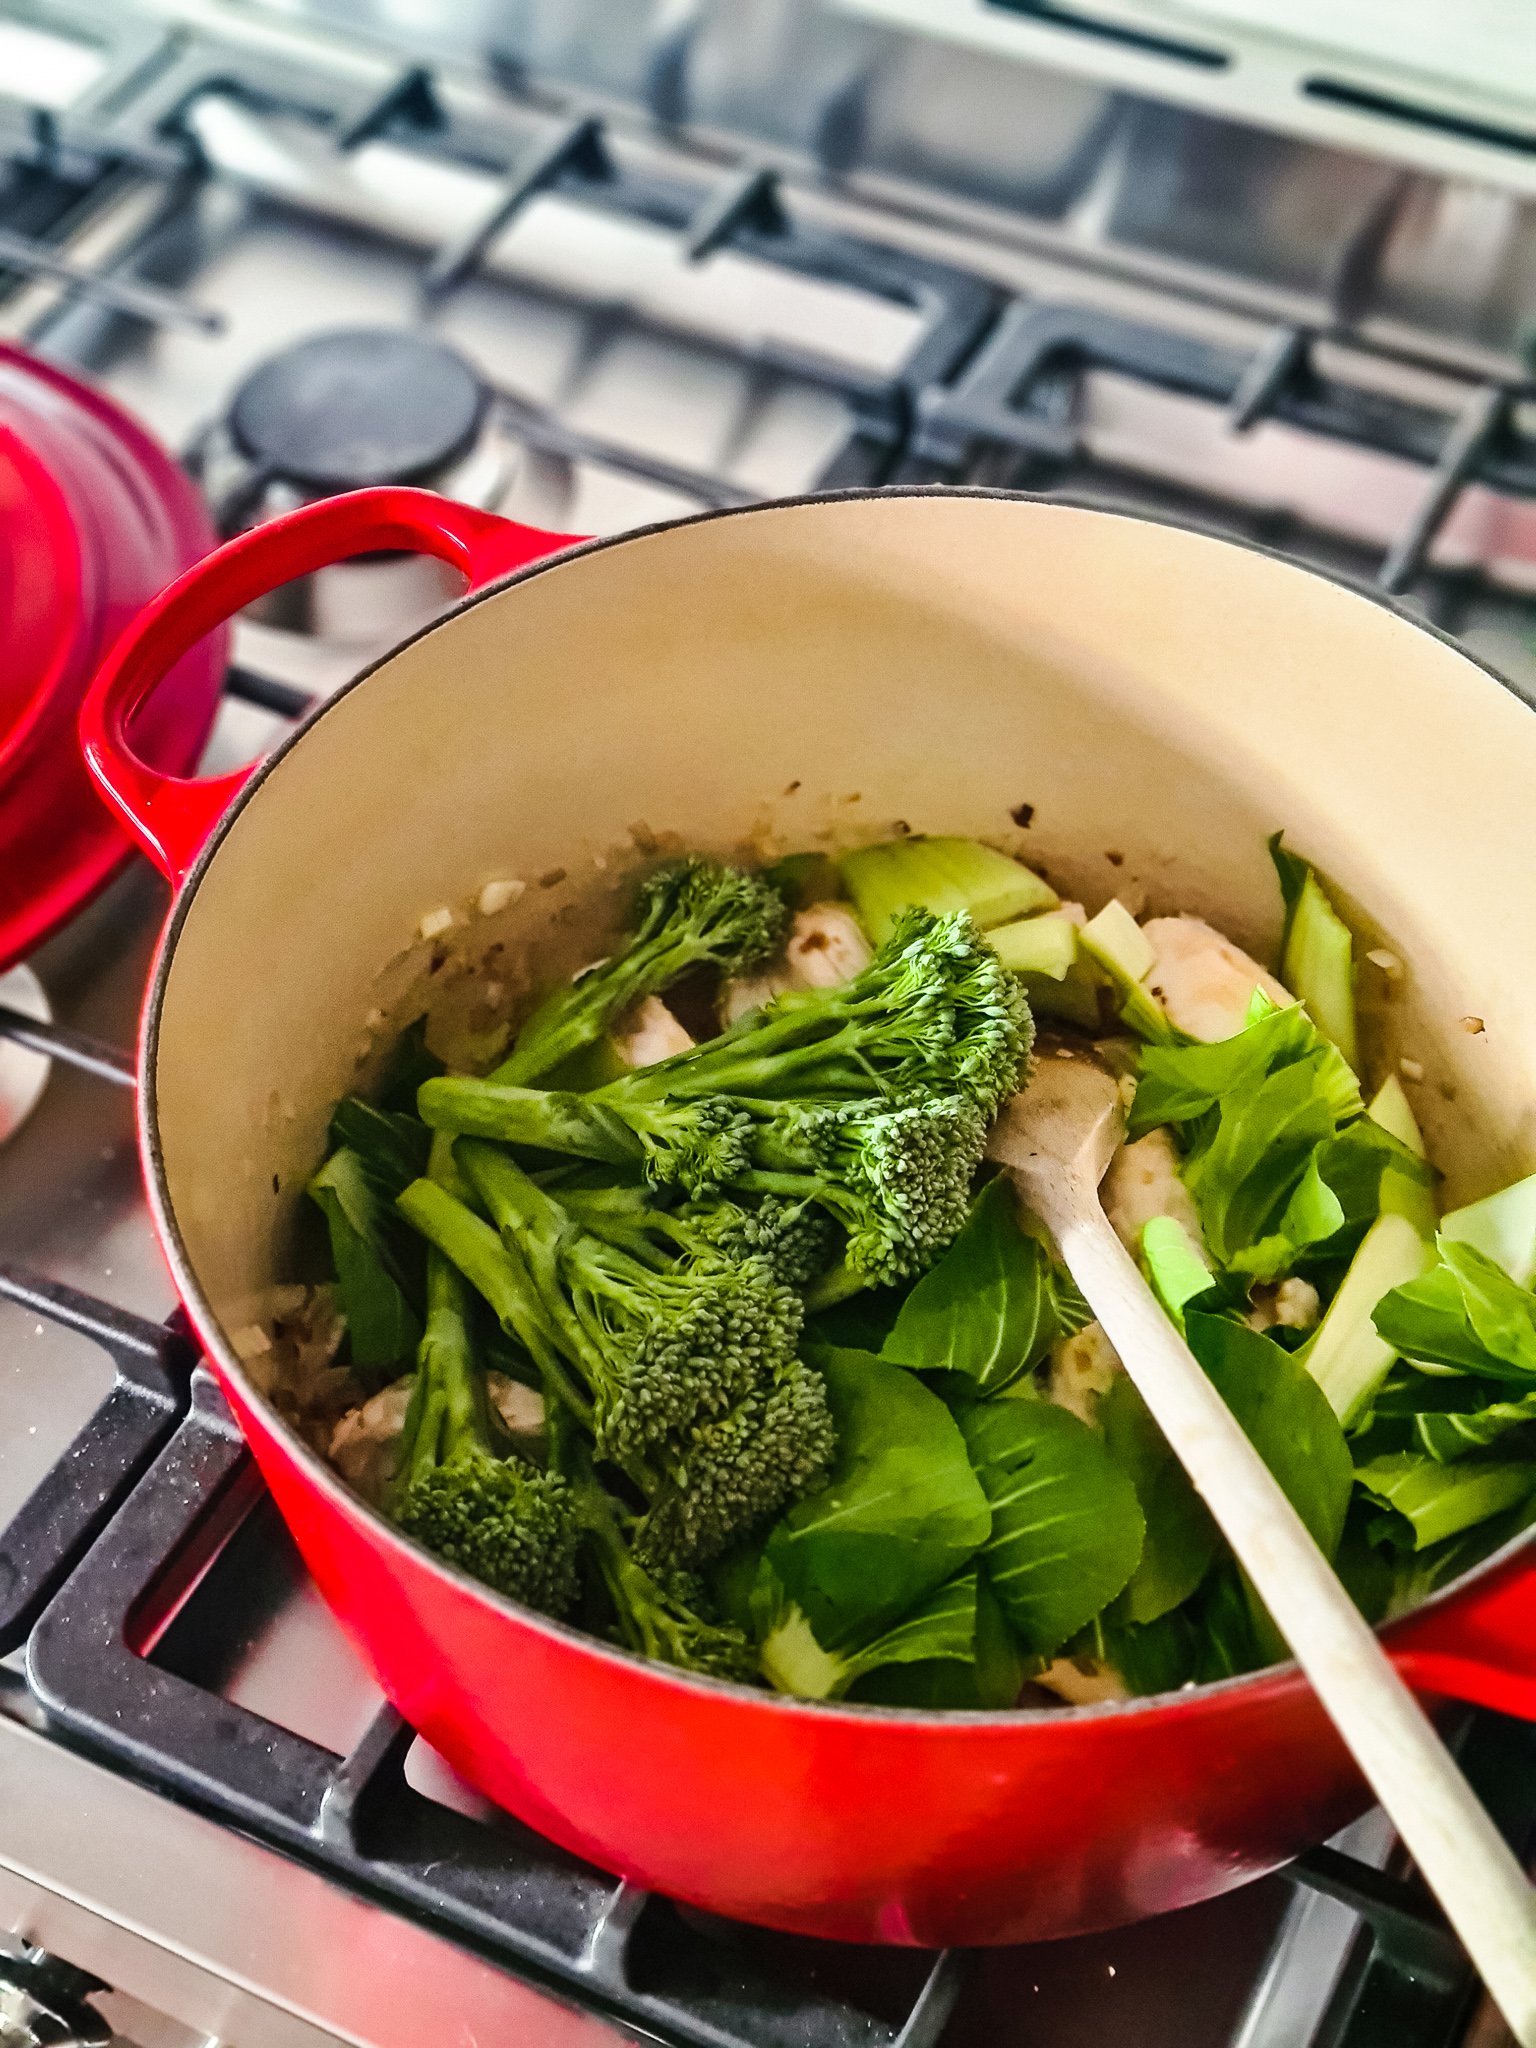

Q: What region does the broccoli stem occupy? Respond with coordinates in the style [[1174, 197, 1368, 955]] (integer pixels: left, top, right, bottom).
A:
[[397, 1177, 595, 1430], [396, 1249, 485, 1492], [386, 1247, 580, 1616], [565, 1436, 755, 1679], [418, 1082, 647, 1167], [488, 857, 786, 1089]]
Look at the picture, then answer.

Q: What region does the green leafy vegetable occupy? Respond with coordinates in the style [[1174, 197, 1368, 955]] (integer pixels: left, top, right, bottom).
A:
[[1185, 1057, 1337, 1269], [958, 1397, 1144, 1656], [804, 1283, 912, 1354], [764, 1347, 991, 1651], [308, 1148, 423, 1368], [1139, 1216, 1219, 1333], [1413, 1386, 1536, 1462], [1128, 998, 1360, 1140], [377, 1015, 444, 1115], [1188, 1312, 1354, 1661], [1353, 1453, 1536, 1549], [880, 1176, 1061, 1392], [1440, 1172, 1536, 1289], [1101, 1377, 1219, 1624], [1269, 834, 1358, 1070], [1099, 1606, 1200, 1696], [1301, 1213, 1433, 1425], [1382, 1491, 1536, 1605], [839, 835, 1056, 943], [1187, 1314, 1353, 1562], [1186, 1559, 1263, 1682], [1366, 1077, 1438, 1239], [1373, 1238, 1536, 1383], [759, 1566, 979, 1702], [330, 1097, 433, 1197], [848, 1570, 1028, 1708]]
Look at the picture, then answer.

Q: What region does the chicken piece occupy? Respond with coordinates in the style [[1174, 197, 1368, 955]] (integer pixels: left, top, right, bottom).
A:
[[1046, 1319, 1124, 1428], [1101, 1127, 1210, 1264], [488, 1373, 547, 1446], [328, 1376, 414, 1507], [329, 1372, 546, 1508], [721, 903, 873, 1025], [783, 903, 873, 987], [612, 994, 694, 1066], [1141, 915, 1289, 1043], [1033, 1655, 1131, 1707], [1248, 1276, 1321, 1333]]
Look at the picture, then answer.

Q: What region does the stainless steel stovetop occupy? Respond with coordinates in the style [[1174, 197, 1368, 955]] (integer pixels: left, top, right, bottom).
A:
[[1, 4, 1534, 2044]]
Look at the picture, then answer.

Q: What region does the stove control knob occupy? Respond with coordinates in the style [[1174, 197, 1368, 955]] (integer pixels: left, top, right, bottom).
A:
[[0, 1945, 110, 2047]]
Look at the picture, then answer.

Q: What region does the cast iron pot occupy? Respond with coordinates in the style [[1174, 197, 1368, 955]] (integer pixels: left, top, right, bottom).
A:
[[74, 484, 1536, 1946]]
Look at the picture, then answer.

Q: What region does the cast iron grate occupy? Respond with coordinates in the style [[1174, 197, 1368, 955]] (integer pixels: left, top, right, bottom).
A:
[[21, 1370, 967, 2048], [0, 1263, 192, 1656], [6, 5, 1536, 603], [0, 3, 1002, 497]]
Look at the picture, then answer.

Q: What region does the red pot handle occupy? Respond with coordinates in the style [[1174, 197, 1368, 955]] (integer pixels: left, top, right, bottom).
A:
[[80, 486, 585, 887], [1387, 1545, 1536, 1719]]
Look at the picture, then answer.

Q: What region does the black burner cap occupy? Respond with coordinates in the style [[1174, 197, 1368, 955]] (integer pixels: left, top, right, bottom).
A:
[[229, 329, 489, 490]]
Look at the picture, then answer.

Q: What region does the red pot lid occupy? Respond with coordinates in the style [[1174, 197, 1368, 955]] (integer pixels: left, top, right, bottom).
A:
[[0, 345, 225, 969]]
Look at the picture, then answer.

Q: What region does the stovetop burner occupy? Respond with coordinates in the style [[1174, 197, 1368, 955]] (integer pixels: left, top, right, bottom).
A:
[[228, 328, 489, 496]]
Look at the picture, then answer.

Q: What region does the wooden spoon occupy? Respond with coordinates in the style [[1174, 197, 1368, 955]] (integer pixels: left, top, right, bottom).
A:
[[988, 1047, 1536, 2046]]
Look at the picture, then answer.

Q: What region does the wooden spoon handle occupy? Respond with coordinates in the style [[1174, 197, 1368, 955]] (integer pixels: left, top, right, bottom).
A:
[[1038, 1184, 1536, 2046]]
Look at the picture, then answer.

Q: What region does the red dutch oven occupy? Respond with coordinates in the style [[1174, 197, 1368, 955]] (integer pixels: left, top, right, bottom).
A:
[[0, 345, 222, 966], [75, 484, 1536, 1946]]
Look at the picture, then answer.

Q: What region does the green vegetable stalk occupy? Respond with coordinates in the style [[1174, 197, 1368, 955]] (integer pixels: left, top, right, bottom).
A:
[[386, 1249, 580, 1616], [490, 856, 787, 1088], [838, 834, 1057, 942], [1270, 835, 1358, 1070], [566, 1437, 758, 1682]]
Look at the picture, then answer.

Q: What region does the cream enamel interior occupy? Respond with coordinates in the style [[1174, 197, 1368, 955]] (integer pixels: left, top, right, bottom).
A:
[[150, 493, 1536, 1349]]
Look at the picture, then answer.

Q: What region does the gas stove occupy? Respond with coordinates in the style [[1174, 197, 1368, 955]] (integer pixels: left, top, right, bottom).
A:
[[2, 4, 1535, 2044]]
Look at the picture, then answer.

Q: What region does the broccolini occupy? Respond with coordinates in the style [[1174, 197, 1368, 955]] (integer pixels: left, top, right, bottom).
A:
[[386, 1249, 580, 1616], [490, 856, 786, 1088]]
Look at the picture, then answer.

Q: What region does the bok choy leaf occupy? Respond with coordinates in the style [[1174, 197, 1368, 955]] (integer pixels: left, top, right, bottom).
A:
[[880, 1176, 1064, 1393], [308, 1148, 424, 1369], [1353, 1453, 1536, 1549], [1372, 1239, 1536, 1383], [763, 1347, 990, 1652], [958, 1397, 1144, 1657]]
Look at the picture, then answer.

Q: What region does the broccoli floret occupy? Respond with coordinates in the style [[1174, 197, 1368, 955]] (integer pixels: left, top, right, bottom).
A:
[[569, 1440, 758, 1682], [610, 906, 1030, 1117], [630, 1346, 834, 1572], [678, 1195, 839, 1291], [400, 1153, 831, 1569], [740, 1094, 988, 1290], [558, 1182, 838, 1292], [423, 908, 1028, 1149], [490, 857, 787, 1088], [386, 1249, 579, 1616], [425, 1084, 987, 1296], [453, 1140, 802, 1472]]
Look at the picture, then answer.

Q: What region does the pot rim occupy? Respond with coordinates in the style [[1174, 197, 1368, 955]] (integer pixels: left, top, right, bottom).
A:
[[140, 482, 1536, 1730]]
